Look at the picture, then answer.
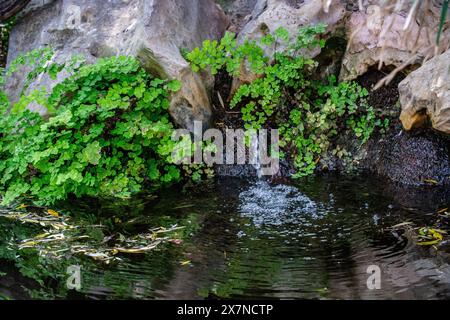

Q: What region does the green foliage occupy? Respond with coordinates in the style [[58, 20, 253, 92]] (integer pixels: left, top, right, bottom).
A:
[[188, 24, 387, 177], [437, 0, 449, 45], [0, 53, 187, 205]]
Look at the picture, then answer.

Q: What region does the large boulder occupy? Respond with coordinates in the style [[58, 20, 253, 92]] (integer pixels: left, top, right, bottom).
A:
[[5, 0, 229, 131], [399, 49, 450, 134], [340, 1, 450, 80]]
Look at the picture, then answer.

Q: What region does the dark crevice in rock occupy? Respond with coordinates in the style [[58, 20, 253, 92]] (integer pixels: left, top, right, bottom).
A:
[[356, 65, 407, 112], [314, 35, 347, 80], [212, 68, 242, 129], [216, 0, 258, 32], [282, 0, 305, 9]]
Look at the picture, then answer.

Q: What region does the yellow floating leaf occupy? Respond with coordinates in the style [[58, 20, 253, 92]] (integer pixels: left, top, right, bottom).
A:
[[423, 179, 438, 185], [35, 233, 50, 239], [115, 245, 158, 254], [180, 260, 191, 266], [429, 229, 444, 240], [117, 248, 145, 254], [417, 240, 440, 246], [47, 209, 59, 217], [17, 204, 28, 209], [20, 241, 38, 247]]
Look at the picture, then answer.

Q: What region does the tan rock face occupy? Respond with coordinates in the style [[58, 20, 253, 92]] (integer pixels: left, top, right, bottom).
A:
[[238, 0, 347, 51], [340, 1, 450, 81], [5, 0, 229, 131], [399, 49, 450, 134], [229, 0, 347, 96]]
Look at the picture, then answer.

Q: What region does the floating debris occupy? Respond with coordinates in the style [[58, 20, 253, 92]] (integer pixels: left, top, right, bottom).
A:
[[0, 208, 185, 263], [180, 260, 191, 266], [423, 179, 439, 185], [416, 228, 446, 246], [389, 209, 449, 247]]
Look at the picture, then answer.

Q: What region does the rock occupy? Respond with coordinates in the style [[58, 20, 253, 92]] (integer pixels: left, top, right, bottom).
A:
[[230, 0, 347, 95], [238, 0, 347, 49], [365, 127, 450, 186], [217, 0, 258, 33], [5, 0, 229, 131], [399, 49, 450, 134], [340, 1, 450, 81]]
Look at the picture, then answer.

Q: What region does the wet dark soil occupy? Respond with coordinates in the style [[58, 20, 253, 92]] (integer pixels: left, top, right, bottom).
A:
[[356, 66, 406, 112], [356, 67, 450, 187], [364, 126, 450, 186]]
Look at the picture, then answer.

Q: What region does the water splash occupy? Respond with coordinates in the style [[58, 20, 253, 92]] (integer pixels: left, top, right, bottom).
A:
[[238, 181, 318, 227]]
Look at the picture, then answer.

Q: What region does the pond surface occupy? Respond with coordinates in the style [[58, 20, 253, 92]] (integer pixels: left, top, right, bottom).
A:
[[1, 175, 450, 300]]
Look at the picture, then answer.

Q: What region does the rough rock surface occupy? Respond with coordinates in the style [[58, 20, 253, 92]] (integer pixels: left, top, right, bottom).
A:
[[229, 0, 347, 93], [216, 0, 258, 33], [340, 1, 450, 80], [364, 127, 450, 186], [6, 0, 229, 131], [238, 0, 347, 48], [399, 49, 450, 134]]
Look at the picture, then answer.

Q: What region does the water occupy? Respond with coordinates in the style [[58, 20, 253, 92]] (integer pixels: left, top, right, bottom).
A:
[[249, 133, 262, 179], [1, 174, 450, 300]]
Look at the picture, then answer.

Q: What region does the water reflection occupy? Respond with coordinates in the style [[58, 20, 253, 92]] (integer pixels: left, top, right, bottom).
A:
[[1, 175, 450, 299]]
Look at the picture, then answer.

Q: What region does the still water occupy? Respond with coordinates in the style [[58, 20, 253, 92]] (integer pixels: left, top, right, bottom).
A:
[[1, 175, 450, 299]]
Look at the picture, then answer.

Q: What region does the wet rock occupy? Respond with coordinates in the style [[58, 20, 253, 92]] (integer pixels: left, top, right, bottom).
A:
[[215, 164, 259, 177], [340, 1, 450, 81], [438, 241, 450, 254], [399, 49, 450, 134], [365, 127, 450, 186], [5, 0, 229, 131]]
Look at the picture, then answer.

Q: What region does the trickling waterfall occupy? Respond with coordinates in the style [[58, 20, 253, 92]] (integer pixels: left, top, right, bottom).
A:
[[250, 132, 262, 179]]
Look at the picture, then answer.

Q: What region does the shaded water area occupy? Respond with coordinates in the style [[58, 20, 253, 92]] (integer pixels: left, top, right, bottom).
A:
[[1, 174, 450, 300]]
